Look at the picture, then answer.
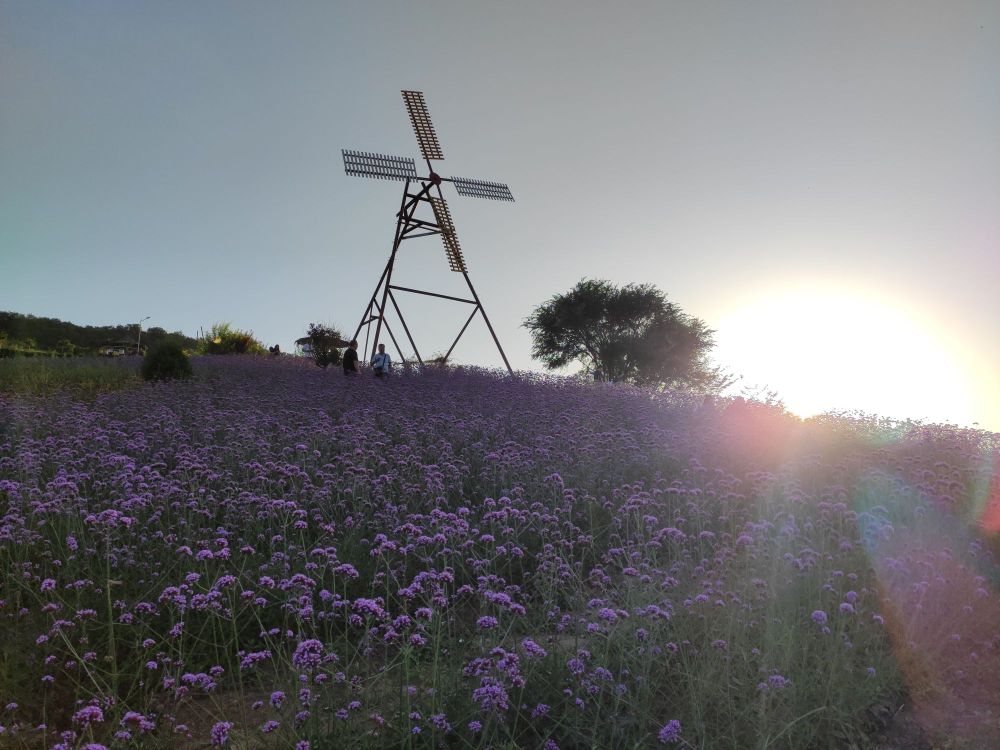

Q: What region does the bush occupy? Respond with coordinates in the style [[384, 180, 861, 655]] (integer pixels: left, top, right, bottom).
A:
[[196, 323, 267, 355], [141, 341, 193, 381], [304, 323, 345, 368]]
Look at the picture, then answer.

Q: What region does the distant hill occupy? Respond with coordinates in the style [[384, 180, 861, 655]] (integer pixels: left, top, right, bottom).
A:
[[0, 311, 196, 356]]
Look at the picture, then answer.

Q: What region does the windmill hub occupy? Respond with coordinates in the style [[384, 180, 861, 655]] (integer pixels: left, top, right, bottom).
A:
[[341, 90, 515, 373]]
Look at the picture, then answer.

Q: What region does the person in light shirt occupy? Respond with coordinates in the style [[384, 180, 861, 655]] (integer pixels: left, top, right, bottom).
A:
[[370, 343, 392, 378]]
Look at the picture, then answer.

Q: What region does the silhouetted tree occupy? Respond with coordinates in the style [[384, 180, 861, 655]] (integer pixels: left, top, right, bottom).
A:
[[524, 279, 731, 392], [304, 323, 345, 368]]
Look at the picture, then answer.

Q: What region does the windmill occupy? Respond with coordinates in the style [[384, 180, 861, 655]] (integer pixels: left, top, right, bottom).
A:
[[343, 90, 514, 372]]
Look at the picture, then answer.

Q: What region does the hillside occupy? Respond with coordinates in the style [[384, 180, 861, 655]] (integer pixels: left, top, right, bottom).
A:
[[1, 356, 998, 748]]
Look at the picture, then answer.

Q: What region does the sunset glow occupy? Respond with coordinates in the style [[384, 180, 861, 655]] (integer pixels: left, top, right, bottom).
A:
[[713, 288, 976, 426]]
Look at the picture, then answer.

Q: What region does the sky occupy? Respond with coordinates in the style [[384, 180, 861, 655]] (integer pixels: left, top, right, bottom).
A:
[[2, 1, 998, 431]]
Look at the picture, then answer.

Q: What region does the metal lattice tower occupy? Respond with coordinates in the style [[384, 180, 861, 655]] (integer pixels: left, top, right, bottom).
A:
[[342, 90, 515, 372]]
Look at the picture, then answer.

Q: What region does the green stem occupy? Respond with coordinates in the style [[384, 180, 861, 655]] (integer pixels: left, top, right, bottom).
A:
[[105, 545, 118, 697]]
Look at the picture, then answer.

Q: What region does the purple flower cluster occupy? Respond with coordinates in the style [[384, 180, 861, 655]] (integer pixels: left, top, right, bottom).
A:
[[658, 719, 682, 744], [2, 356, 998, 748]]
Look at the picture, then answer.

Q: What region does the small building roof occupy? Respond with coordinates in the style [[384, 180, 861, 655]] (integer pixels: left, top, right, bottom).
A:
[[295, 335, 349, 348]]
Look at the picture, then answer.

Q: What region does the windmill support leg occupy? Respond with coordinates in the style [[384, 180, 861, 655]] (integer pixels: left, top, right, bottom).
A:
[[355, 180, 412, 351], [371, 263, 395, 361], [478, 306, 513, 373], [443, 305, 480, 362], [460, 271, 513, 373], [388, 290, 422, 364], [432, 179, 513, 374], [368, 184, 418, 361], [365, 299, 388, 360], [353, 258, 392, 342], [377, 316, 406, 366]]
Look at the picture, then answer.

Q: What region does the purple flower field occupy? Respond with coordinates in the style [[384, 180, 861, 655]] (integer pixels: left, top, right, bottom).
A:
[[2, 356, 999, 749]]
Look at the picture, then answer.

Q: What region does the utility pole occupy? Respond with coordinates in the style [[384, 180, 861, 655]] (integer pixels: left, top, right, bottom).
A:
[[136, 316, 150, 355]]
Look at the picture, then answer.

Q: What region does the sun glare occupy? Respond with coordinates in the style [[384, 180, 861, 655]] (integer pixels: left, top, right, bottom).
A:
[[713, 288, 976, 426]]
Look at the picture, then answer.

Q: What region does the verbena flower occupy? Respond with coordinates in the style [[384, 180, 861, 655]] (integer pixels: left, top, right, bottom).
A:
[[658, 719, 682, 744], [210, 721, 232, 746], [291, 640, 324, 670], [72, 706, 104, 726]]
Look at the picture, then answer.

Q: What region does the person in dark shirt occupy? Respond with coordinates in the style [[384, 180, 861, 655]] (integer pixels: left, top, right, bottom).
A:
[[342, 339, 359, 376]]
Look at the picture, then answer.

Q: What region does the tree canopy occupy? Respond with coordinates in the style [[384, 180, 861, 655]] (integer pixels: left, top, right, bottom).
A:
[[303, 323, 346, 368], [524, 279, 730, 391], [0, 311, 195, 354]]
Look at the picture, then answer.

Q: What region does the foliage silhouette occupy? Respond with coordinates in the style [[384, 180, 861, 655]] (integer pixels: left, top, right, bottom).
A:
[[524, 278, 731, 391], [141, 341, 193, 381], [0, 311, 195, 354], [304, 323, 345, 368]]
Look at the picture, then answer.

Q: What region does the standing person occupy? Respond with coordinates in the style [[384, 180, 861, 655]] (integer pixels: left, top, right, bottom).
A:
[[343, 339, 360, 376], [371, 343, 392, 378]]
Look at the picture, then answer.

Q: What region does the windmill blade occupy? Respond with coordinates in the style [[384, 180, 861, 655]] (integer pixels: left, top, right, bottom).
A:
[[451, 177, 514, 202], [343, 150, 418, 181], [429, 196, 467, 273], [402, 90, 444, 161]]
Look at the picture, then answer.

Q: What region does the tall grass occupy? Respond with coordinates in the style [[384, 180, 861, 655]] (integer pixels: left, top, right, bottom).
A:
[[0, 356, 140, 395]]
